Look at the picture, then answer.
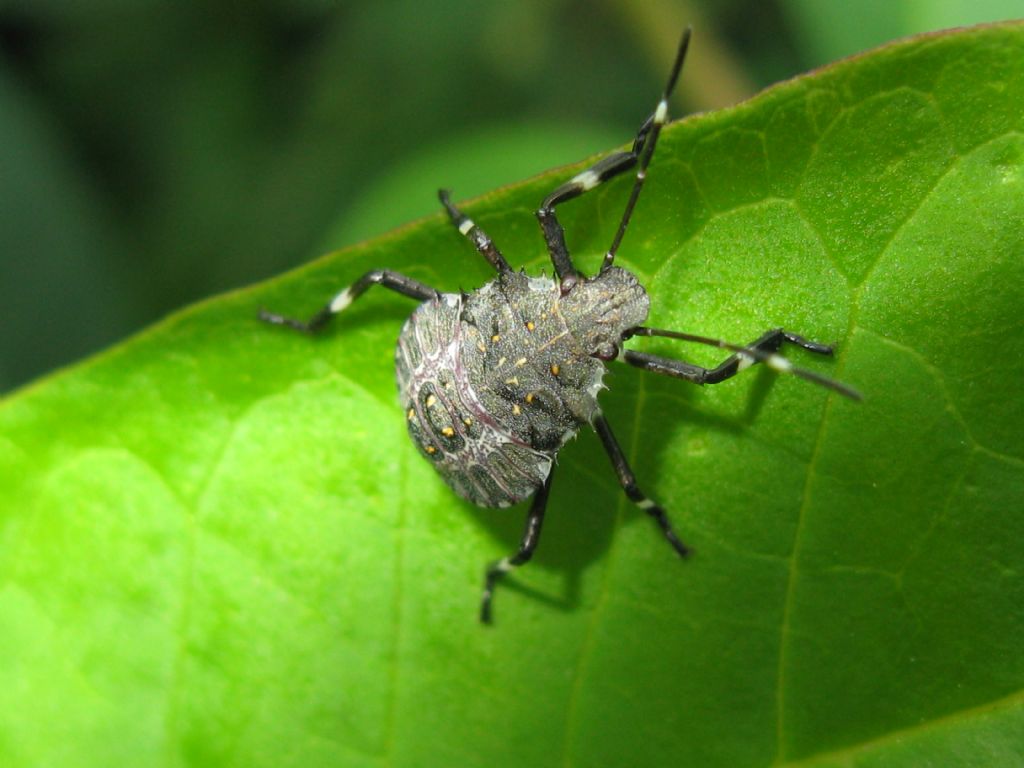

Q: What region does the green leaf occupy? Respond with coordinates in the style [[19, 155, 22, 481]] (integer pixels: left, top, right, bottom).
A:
[[1, 22, 1022, 768]]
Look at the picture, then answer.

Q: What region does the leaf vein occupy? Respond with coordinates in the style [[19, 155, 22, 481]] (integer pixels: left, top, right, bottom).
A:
[[777, 685, 1024, 767], [772, 353, 849, 762]]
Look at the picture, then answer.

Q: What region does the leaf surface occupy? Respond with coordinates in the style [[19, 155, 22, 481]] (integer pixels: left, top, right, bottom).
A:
[[1, 23, 1022, 768]]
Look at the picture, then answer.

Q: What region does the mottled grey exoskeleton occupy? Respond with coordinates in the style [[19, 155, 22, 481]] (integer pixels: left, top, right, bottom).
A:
[[259, 27, 859, 623], [396, 267, 647, 509]]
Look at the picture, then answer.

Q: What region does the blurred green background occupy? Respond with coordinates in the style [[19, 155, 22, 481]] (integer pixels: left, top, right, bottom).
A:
[[0, 0, 1017, 392]]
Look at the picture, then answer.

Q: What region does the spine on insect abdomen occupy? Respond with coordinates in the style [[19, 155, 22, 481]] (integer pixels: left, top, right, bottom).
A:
[[395, 293, 554, 508]]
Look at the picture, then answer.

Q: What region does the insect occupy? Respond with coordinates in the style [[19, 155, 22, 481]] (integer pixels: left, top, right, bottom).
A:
[[259, 27, 860, 623]]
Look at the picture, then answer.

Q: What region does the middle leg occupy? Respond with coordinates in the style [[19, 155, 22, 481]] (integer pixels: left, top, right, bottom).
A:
[[480, 471, 554, 625], [438, 189, 512, 274], [258, 269, 437, 334]]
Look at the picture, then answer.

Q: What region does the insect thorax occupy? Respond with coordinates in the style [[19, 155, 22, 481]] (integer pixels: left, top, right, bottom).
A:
[[394, 267, 649, 508]]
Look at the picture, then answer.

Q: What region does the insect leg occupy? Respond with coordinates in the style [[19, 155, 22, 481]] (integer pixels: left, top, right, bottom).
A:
[[535, 28, 692, 288], [438, 189, 512, 273], [622, 327, 861, 400], [481, 471, 554, 625], [536, 147, 645, 287], [592, 410, 691, 558], [258, 269, 438, 333], [601, 26, 691, 273]]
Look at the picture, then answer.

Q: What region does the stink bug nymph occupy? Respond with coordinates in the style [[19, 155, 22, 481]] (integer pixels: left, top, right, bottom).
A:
[[259, 28, 860, 623]]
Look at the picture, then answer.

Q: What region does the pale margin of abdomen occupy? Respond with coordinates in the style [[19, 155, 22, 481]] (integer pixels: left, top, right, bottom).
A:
[[395, 294, 552, 508]]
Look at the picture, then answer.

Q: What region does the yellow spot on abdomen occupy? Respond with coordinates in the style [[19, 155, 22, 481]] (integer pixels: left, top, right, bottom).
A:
[[550, 363, 560, 376], [441, 427, 455, 438]]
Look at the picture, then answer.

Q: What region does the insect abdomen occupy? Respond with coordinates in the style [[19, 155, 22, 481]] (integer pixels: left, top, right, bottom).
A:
[[396, 294, 553, 507]]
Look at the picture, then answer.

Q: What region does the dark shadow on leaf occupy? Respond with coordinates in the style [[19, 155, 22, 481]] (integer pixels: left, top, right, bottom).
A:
[[463, 355, 786, 619]]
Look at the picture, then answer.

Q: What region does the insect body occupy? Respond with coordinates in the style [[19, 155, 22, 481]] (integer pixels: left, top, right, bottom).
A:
[[396, 266, 646, 508], [259, 28, 859, 624]]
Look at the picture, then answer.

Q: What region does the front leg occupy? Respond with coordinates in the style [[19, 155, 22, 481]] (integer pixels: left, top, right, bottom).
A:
[[592, 410, 690, 558], [622, 327, 860, 400]]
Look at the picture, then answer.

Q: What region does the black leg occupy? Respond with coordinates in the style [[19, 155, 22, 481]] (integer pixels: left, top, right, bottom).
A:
[[536, 147, 644, 287], [258, 269, 438, 333], [536, 27, 692, 289], [592, 410, 690, 558], [601, 27, 691, 273], [438, 189, 512, 274], [481, 471, 554, 625], [621, 326, 861, 400]]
